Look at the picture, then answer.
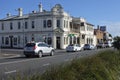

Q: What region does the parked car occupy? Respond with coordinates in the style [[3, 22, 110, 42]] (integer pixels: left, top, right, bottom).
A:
[[66, 44, 83, 52], [84, 44, 96, 50], [24, 42, 54, 57], [97, 43, 105, 48], [104, 42, 112, 48]]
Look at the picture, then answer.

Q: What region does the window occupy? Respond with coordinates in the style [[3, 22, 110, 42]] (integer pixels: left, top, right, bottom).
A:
[[1, 23, 4, 30], [18, 22, 21, 29], [18, 36, 20, 44], [25, 36, 27, 43], [57, 20, 60, 27], [5, 37, 9, 45], [82, 35, 85, 39], [25, 21, 28, 29], [43, 20, 46, 28], [32, 21, 35, 28], [47, 20, 52, 28], [13, 37, 17, 45], [73, 37, 76, 44], [47, 37, 52, 45], [81, 22, 84, 26], [10, 22, 13, 30], [38, 43, 48, 47], [2, 37, 4, 44]]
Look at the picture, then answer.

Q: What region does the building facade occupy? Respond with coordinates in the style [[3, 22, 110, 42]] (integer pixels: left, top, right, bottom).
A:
[[72, 17, 96, 47], [0, 4, 96, 49], [94, 26, 104, 44]]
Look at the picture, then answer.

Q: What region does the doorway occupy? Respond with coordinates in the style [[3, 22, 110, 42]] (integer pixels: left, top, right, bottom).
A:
[[9, 36, 13, 48], [56, 37, 61, 49]]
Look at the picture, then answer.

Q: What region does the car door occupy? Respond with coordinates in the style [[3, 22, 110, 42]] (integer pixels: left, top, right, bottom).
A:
[[43, 43, 51, 53]]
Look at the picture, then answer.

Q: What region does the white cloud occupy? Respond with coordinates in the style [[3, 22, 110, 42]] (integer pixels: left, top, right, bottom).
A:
[[100, 21, 120, 37]]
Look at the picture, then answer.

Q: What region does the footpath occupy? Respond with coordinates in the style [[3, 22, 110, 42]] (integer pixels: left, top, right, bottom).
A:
[[0, 50, 21, 59]]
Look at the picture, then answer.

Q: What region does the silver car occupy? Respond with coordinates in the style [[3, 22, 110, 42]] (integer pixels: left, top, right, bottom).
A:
[[24, 42, 54, 57]]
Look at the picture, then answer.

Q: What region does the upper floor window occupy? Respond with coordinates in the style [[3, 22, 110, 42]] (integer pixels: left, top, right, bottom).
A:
[[25, 21, 28, 29], [57, 20, 60, 27], [81, 22, 84, 26], [43, 20, 46, 28], [1, 23, 4, 30], [10, 22, 13, 30], [32, 21, 35, 29], [18, 22, 21, 29], [47, 20, 52, 28]]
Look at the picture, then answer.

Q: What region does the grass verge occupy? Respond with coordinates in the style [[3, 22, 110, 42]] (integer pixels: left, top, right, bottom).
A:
[[11, 49, 120, 80]]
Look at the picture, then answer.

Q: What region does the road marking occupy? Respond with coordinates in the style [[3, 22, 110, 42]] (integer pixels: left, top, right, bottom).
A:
[[5, 70, 16, 74], [42, 63, 50, 67], [64, 59, 69, 62]]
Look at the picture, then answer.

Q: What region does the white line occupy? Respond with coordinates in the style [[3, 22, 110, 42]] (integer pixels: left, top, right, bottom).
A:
[[5, 70, 16, 74], [64, 59, 69, 62], [42, 63, 50, 67]]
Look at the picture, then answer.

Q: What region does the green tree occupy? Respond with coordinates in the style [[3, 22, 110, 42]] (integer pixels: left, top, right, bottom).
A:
[[113, 36, 120, 50]]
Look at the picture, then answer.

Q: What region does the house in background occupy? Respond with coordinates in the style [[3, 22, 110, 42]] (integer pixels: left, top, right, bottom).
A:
[[94, 25, 113, 44], [72, 17, 96, 47]]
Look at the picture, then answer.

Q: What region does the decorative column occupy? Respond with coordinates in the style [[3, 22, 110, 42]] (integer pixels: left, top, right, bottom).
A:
[[61, 17, 64, 29], [52, 17, 56, 29], [52, 33, 56, 49], [60, 34, 64, 49]]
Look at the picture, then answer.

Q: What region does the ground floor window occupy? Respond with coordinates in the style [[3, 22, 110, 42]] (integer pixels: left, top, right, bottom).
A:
[[73, 36, 76, 44], [47, 37, 52, 45], [5, 37, 9, 45], [2, 37, 4, 44], [70, 37, 72, 44], [18, 36, 20, 44], [25, 36, 27, 44], [13, 37, 17, 45], [77, 37, 80, 44]]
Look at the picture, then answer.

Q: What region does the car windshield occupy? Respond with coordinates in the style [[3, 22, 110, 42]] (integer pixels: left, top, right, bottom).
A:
[[84, 44, 89, 46], [25, 43, 35, 47], [68, 44, 74, 46]]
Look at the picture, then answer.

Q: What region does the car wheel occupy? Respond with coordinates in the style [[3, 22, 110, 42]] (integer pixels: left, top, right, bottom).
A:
[[38, 51, 42, 58], [50, 50, 54, 56]]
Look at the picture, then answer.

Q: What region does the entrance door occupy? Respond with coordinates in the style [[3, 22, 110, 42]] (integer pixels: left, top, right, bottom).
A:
[[56, 37, 60, 49], [9, 36, 13, 48]]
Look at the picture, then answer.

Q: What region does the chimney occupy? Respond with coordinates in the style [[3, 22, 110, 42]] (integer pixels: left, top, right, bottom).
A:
[[32, 10, 37, 13], [18, 8, 23, 17], [97, 25, 100, 30], [6, 13, 11, 17], [38, 3, 43, 12]]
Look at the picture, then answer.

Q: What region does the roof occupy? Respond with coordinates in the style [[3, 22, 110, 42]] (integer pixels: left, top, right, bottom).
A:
[[0, 14, 29, 21], [86, 22, 94, 26]]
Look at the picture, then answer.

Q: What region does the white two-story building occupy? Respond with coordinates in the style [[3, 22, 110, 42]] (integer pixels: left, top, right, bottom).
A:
[[0, 3, 96, 49]]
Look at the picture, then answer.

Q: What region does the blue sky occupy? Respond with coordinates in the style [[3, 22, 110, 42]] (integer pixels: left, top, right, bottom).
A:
[[0, 0, 120, 37]]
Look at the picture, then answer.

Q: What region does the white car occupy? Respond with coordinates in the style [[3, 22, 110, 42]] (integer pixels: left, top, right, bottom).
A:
[[84, 44, 96, 50], [66, 44, 83, 52], [24, 42, 54, 57]]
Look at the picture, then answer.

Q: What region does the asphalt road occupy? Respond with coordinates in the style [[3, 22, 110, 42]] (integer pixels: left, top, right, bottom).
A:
[[0, 48, 111, 79]]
